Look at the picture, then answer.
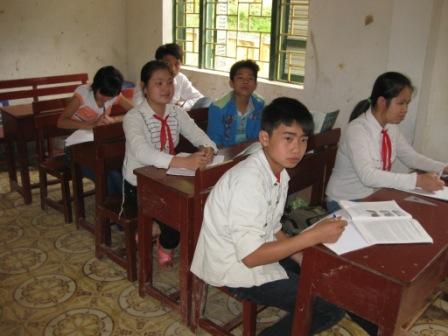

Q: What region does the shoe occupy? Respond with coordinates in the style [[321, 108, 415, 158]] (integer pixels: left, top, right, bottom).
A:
[[157, 239, 173, 267]]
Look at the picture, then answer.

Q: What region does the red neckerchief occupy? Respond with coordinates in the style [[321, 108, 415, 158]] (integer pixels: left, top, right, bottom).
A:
[[153, 114, 175, 154], [381, 128, 392, 171], [274, 172, 281, 183]]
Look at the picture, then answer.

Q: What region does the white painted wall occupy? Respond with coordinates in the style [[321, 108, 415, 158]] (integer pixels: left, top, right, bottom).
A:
[[1, 0, 446, 163], [0, 0, 128, 82]]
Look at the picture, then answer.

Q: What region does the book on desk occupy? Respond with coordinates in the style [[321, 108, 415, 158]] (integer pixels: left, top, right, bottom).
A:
[[324, 200, 433, 255]]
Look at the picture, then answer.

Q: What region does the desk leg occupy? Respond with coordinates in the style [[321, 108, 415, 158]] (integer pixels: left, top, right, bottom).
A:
[[4, 139, 16, 192], [16, 139, 32, 204], [179, 207, 192, 326], [138, 212, 153, 297], [292, 253, 315, 336], [71, 161, 85, 230]]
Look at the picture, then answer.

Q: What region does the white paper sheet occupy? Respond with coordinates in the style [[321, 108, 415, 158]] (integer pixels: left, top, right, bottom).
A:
[[166, 154, 225, 176]]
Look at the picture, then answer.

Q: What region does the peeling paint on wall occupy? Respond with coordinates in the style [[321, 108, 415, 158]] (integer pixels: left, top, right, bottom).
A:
[[365, 15, 374, 26]]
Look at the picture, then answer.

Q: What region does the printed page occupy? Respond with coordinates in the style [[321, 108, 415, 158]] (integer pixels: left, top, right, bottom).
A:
[[166, 154, 225, 176], [353, 218, 433, 245], [404, 186, 448, 201], [339, 200, 412, 221], [65, 129, 93, 147], [323, 210, 373, 255]]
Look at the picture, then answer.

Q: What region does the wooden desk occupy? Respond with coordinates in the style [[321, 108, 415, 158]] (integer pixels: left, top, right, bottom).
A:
[[292, 188, 448, 335], [134, 141, 252, 326], [1, 103, 36, 204]]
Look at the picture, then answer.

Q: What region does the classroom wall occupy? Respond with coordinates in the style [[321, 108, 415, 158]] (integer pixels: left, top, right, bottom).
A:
[[0, 0, 128, 82], [126, 0, 448, 163]]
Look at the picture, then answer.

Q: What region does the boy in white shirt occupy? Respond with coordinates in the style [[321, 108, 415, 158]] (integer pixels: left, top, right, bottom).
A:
[[133, 43, 211, 110], [191, 97, 347, 335]]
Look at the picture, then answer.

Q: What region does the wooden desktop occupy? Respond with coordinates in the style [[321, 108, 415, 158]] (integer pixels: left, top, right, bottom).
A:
[[292, 188, 448, 335]]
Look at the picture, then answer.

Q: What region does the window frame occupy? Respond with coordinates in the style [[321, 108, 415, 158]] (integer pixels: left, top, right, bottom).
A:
[[173, 0, 308, 85]]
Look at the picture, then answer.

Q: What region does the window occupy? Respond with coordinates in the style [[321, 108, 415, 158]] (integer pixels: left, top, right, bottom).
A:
[[174, 0, 309, 85]]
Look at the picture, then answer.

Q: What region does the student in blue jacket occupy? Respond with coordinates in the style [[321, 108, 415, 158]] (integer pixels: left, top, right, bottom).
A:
[[207, 60, 265, 147]]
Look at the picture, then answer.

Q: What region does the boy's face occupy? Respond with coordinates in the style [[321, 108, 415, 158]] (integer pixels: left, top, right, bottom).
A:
[[259, 121, 308, 174], [229, 68, 257, 98], [161, 54, 181, 76]]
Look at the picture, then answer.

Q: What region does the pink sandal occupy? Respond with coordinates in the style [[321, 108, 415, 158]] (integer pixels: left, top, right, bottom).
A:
[[157, 240, 173, 267]]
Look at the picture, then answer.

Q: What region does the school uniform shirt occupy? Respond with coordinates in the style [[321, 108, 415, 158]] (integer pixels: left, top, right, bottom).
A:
[[207, 91, 265, 147], [122, 100, 217, 186], [72, 84, 118, 122], [191, 149, 290, 288], [64, 84, 118, 147], [132, 72, 203, 110], [326, 110, 446, 201]]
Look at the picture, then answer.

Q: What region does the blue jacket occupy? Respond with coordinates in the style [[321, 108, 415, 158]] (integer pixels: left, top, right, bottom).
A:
[[207, 91, 265, 147]]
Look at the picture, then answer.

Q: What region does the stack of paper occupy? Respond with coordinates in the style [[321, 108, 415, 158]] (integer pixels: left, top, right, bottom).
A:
[[166, 153, 225, 176], [404, 186, 448, 201], [324, 200, 433, 255]]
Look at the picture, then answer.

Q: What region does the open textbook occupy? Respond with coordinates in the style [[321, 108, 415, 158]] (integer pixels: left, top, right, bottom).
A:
[[166, 153, 225, 177], [323, 200, 433, 255], [311, 110, 339, 133]]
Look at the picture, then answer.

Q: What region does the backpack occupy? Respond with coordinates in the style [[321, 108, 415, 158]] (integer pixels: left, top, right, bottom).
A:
[[281, 196, 328, 236]]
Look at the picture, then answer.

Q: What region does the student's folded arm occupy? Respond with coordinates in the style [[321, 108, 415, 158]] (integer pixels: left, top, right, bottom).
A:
[[395, 130, 446, 175], [206, 104, 224, 146], [57, 95, 92, 130], [177, 109, 217, 152], [347, 125, 416, 190], [123, 112, 172, 168]]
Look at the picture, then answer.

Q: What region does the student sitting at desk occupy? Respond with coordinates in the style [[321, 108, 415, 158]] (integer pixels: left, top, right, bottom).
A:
[[207, 59, 265, 147], [57, 65, 133, 195], [123, 60, 217, 266], [133, 43, 211, 110], [191, 97, 347, 335], [326, 71, 448, 210]]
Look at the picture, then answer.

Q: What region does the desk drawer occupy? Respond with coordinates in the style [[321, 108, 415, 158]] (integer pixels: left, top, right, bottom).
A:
[[139, 187, 183, 229]]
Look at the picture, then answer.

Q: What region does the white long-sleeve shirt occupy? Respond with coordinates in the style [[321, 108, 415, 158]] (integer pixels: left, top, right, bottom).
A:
[[122, 100, 217, 186], [326, 110, 446, 201], [191, 149, 289, 288], [133, 72, 203, 110]]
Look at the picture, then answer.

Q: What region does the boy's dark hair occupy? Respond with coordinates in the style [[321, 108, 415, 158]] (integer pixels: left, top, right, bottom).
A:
[[261, 97, 314, 136], [230, 60, 260, 81], [140, 60, 174, 86], [154, 43, 183, 62], [91, 66, 123, 97], [350, 71, 414, 122]]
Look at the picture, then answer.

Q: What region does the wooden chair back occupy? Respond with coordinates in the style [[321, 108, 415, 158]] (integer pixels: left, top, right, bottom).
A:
[[308, 128, 341, 191], [32, 98, 72, 161], [0, 73, 88, 103], [93, 122, 125, 201], [177, 107, 209, 153]]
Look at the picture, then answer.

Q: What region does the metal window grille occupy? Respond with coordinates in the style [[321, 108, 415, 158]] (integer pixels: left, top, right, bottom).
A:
[[174, 0, 309, 85]]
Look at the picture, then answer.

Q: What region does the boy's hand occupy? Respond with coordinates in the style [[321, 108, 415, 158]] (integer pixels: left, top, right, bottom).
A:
[[309, 217, 347, 244], [416, 172, 444, 192]]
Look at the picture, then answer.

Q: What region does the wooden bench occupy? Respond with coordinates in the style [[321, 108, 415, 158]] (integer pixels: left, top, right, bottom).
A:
[[0, 73, 88, 204]]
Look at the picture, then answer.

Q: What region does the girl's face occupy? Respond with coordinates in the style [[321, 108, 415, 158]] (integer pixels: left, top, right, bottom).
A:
[[143, 69, 174, 107], [384, 87, 412, 124]]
